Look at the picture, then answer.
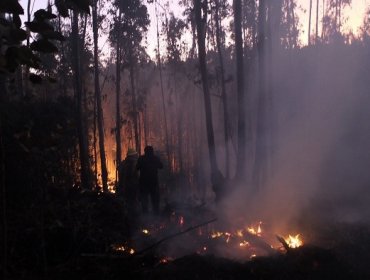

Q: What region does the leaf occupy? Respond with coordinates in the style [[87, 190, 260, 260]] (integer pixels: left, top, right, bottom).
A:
[[9, 28, 27, 42], [25, 21, 54, 33], [13, 14, 21, 28], [30, 39, 58, 53], [42, 30, 65, 41], [67, 0, 90, 14], [29, 73, 43, 84], [0, 0, 24, 15], [34, 9, 57, 21], [55, 0, 69, 17]]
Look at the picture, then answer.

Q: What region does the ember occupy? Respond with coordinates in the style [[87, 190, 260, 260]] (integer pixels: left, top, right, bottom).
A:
[[285, 234, 303, 248]]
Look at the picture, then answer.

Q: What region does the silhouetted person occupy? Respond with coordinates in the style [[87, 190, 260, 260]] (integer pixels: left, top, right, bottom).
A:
[[118, 148, 139, 217], [137, 146, 163, 214]]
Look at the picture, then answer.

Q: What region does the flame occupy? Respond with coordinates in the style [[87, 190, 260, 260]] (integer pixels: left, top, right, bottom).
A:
[[285, 234, 303, 248], [247, 221, 262, 236], [142, 229, 150, 235], [179, 216, 184, 226], [239, 240, 249, 247], [111, 243, 136, 254]]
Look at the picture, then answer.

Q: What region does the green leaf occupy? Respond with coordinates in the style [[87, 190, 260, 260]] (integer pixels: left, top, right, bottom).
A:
[[30, 39, 58, 53], [0, 0, 24, 15]]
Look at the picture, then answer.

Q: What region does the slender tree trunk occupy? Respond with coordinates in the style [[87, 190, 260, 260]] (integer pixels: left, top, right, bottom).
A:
[[194, 0, 224, 200], [129, 47, 140, 154], [155, 0, 171, 169], [92, 1, 108, 191], [115, 12, 122, 181], [234, 0, 247, 181], [215, 0, 230, 179], [72, 11, 92, 189], [254, 0, 267, 189], [308, 0, 312, 45], [316, 0, 319, 43], [0, 116, 7, 280]]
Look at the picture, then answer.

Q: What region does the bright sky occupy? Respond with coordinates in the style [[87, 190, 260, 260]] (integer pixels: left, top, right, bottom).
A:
[[20, 0, 369, 55]]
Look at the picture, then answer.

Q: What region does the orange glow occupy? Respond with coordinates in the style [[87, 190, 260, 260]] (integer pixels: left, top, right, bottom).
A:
[[285, 234, 303, 248], [247, 221, 262, 236]]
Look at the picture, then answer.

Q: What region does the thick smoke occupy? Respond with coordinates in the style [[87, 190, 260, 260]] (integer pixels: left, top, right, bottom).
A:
[[221, 43, 370, 238]]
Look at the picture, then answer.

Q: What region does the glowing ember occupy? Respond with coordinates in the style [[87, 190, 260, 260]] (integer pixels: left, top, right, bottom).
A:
[[160, 257, 173, 263], [142, 229, 150, 235], [247, 222, 262, 236], [111, 244, 136, 254], [179, 216, 184, 226], [211, 231, 223, 238], [239, 240, 249, 247], [111, 244, 125, 251], [285, 234, 303, 248]]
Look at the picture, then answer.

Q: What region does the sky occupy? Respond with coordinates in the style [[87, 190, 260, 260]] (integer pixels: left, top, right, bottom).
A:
[[20, 0, 369, 55]]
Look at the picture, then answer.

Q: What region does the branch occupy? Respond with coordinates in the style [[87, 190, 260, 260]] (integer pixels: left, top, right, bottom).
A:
[[134, 218, 218, 256]]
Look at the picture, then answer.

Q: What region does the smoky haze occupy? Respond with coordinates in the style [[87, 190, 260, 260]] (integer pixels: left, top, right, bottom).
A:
[[221, 43, 370, 239]]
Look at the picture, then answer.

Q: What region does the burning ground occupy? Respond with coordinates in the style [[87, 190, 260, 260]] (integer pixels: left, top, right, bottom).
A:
[[7, 187, 366, 280]]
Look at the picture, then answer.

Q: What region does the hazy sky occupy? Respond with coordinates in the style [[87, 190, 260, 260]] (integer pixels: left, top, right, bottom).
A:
[[20, 0, 369, 54]]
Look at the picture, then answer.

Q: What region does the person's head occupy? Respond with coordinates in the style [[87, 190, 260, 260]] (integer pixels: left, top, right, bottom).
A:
[[144, 145, 154, 156], [126, 148, 137, 157]]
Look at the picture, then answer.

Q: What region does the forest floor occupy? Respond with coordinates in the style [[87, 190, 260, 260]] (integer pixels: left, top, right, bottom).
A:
[[4, 188, 370, 280]]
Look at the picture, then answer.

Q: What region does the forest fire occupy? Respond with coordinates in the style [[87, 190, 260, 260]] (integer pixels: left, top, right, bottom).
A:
[[284, 234, 303, 248]]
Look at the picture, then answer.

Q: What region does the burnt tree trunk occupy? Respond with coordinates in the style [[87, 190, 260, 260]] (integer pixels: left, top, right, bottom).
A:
[[115, 11, 122, 179], [234, 0, 247, 181], [194, 0, 224, 201], [215, 0, 231, 179], [92, 1, 108, 191], [129, 47, 140, 154], [72, 11, 92, 189], [253, 0, 267, 189]]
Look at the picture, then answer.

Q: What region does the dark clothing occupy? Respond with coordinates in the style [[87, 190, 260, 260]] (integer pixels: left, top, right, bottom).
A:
[[136, 153, 163, 214], [118, 154, 139, 208]]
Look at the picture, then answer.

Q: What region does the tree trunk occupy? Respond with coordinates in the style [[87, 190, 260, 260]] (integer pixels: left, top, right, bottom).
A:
[[215, 0, 231, 179], [316, 0, 319, 43], [254, 0, 267, 189], [129, 48, 140, 154], [115, 12, 122, 181], [308, 0, 312, 45], [155, 0, 171, 169], [72, 11, 92, 189], [0, 116, 7, 280], [194, 0, 224, 201], [234, 0, 247, 181], [92, 1, 108, 192]]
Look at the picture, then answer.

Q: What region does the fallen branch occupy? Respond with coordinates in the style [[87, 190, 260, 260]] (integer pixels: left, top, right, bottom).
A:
[[134, 218, 218, 256]]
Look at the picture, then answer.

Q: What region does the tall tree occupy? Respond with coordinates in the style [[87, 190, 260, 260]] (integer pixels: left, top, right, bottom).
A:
[[308, 0, 313, 45], [194, 0, 224, 201], [72, 11, 92, 189], [234, 0, 247, 181], [115, 10, 122, 180], [213, 0, 231, 179], [92, 0, 108, 191]]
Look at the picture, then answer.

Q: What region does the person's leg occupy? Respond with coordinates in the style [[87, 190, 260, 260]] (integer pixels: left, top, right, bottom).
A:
[[150, 186, 160, 215], [140, 187, 149, 214]]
